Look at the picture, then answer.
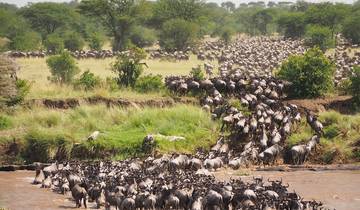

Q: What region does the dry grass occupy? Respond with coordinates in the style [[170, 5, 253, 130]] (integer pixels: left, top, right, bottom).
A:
[[15, 54, 217, 99]]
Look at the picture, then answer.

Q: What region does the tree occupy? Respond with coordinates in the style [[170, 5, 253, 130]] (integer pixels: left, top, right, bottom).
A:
[[46, 52, 80, 84], [221, 1, 236, 12], [10, 31, 42, 51], [130, 26, 157, 48], [79, 0, 138, 51], [88, 32, 105, 51], [277, 47, 335, 98], [219, 27, 234, 45], [44, 34, 64, 54], [63, 31, 85, 51], [252, 9, 273, 35], [159, 19, 199, 50], [305, 25, 333, 51], [277, 12, 306, 38], [153, 0, 205, 25], [111, 47, 146, 87], [305, 3, 349, 38], [342, 12, 360, 45], [350, 66, 360, 105], [20, 2, 79, 38]]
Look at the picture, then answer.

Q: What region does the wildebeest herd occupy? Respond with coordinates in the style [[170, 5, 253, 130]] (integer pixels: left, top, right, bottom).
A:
[[29, 36, 359, 209], [33, 159, 325, 210]]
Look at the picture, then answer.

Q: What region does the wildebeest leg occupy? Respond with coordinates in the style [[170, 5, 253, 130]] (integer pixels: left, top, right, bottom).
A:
[[83, 196, 87, 208]]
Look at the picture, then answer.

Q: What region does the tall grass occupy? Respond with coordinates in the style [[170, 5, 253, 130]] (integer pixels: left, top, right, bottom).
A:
[[287, 110, 360, 163], [0, 105, 219, 162]]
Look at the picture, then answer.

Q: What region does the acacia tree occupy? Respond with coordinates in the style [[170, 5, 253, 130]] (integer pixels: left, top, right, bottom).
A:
[[79, 0, 138, 51]]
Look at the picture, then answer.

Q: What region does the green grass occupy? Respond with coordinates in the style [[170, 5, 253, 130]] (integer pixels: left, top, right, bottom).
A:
[[0, 104, 219, 162], [287, 110, 360, 163]]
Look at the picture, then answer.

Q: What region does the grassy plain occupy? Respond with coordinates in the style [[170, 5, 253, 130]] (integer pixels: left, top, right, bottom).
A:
[[16, 54, 217, 99]]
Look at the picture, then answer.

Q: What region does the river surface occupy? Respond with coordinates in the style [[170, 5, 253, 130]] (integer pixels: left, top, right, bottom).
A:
[[0, 170, 360, 210]]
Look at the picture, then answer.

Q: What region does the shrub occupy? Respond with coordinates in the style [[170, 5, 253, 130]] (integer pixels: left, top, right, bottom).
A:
[[111, 47, 147, 87], [342, 13, 360, 44], [277, 12, 306, 38], [46, 51, 80, 84], [6, 79, 31, 106], [105, 77, 119, 92], [350, 66, 360, 105], [9, 31, 41, 51], [63, 31, 85, 51], [219, 27, 234, 45], [0, 115, 11, 130], [190, 65, 205, 81], [304, 25, 333, 51], [159, 19, 200, 50], [277, 47, 335, 98], [135, 74, 164, 93], [130, 26, 157, 48], [44, 34, 64, 54], [74, 70, 101, 91], [88, 32, 105, 51]]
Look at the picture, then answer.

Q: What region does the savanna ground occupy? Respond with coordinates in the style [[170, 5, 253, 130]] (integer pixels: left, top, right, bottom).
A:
[[0, 51, 360, 165]]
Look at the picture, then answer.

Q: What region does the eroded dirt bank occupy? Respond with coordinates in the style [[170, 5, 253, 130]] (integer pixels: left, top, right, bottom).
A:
[[1, 170, 360, 210]]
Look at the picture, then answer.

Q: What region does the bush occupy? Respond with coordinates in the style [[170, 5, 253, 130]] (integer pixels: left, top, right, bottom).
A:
[[46, 51, 80, 84], [350, 66, 360, 105], [9, 31, 41, 51], [74, 70, 101, 91], [0, 115, 11, 130], [159, 19, 199, 50], [63, 31, 85, 51], [88, 32, 105, 51], [277, 12, 306, 38], [6, 79, 31, 106], [135, 74, 164, 93], [305, 25, 333, 51], [219, 27, 234, 45], [130, 26, 157, 48], [342, 13, 360, 44], [277, 47, 335, 98], [190, 65, 205, 81], [44, 34, 64, 54], [111, 47, 147, 87]]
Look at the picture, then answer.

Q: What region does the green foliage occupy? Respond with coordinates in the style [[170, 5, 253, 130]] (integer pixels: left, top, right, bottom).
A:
[[350, 66, 360, 105], [46, 51, 80, 84], [219, 27, 234, 45], [153, 0, 205, 24], [111, 47, 147, 87], [277, 12, 306, 38], [252, 9, 273, 35], [134, 74, 164, 93], [190, 65, 205, 81], [20, 2, 80, 37], [88, 32, 105, 51], [79, 0, 138, 51], [160, 19, 199, 50], [74, 70, 101, 91], [305, 25, 333, 51], [277, 47, 335, 98], [63, 31, 85, 51], [6, 79, 31, 106], [342, 12, 360, 44], [9, 31, 41, 51], [44, 33, 64, 53], [130, 26, 157, 48], [0, 115, 11, 130]]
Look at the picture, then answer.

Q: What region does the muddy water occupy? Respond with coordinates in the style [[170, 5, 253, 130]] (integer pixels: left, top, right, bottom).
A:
[[216, 169, 360, 210], [0, 170, 360, 210]]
